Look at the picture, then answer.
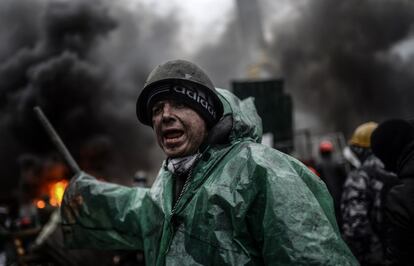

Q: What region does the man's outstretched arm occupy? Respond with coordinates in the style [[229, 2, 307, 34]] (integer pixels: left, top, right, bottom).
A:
[[61, 172, 149, 250]]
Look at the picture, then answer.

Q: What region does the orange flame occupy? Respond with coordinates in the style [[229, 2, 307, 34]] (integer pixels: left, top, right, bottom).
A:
[[49, 180, 68, 207], [36, 200, 46, 209]]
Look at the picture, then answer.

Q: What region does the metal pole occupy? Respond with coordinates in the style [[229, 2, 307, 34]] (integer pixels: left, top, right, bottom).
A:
[[33, 106, 81, 174]]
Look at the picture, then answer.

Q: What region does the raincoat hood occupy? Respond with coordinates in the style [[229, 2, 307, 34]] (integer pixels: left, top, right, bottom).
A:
[[216, 88, 262, 144]]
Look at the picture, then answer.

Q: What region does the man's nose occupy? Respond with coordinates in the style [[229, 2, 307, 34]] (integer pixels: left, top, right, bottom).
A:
[[161, 103, 175, 122]]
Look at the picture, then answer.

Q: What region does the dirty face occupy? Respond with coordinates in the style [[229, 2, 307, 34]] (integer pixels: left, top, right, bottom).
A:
[[152, 99, 207, 158]]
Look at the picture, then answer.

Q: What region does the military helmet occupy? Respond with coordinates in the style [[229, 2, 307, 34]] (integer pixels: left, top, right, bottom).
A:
[[349, 122, 378, 148], [136, 59, 224, 128]]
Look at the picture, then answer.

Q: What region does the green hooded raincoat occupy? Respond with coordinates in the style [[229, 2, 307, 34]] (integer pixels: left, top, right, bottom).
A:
[[61, 89, 358, 266]]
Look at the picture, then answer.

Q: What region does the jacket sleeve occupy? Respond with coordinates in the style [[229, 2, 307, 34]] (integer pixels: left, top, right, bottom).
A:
[[61, 172, 149, 250], [384, 185, 411, 265], [340, 169, 373, 262], [247, 153, 358, 266]]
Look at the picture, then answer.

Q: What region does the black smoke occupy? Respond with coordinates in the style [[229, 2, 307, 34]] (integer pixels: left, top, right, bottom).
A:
[[195, 18, 245, 88], [268, 0, 414, 135], [0, 0, 181, 197]]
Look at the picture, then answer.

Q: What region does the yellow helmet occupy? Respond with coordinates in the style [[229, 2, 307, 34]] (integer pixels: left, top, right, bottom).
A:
[[349, 122, 378, 148]]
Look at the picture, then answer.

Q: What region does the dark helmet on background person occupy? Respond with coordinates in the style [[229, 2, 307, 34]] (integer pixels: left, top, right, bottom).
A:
[[136, 59, 224, 128], [371, 119, 414, 172]]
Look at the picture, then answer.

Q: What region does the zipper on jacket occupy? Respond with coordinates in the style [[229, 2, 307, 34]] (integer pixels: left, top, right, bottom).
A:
[[163, 145, 238, 256], [170, 153, 200, 215], [164, 154, 200, 255], [171, 171, 192, 215]]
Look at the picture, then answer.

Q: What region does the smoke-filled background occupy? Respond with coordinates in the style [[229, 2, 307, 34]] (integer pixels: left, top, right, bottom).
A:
[[0, 0, 187, 196], [266, 0, 414, 134], [1, 0, 414, 196]]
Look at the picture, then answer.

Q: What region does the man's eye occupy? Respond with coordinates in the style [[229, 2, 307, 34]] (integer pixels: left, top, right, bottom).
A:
[[152, 105, 162, 115]]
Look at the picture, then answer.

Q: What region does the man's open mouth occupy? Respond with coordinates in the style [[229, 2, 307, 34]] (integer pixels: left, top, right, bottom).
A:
[[162, 129, 184, 144]]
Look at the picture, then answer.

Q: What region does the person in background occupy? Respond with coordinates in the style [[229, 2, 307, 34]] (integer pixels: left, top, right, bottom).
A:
[[341, 122, 399, 266], [371, 119, 414, 266], [316, 140, 348, 230]]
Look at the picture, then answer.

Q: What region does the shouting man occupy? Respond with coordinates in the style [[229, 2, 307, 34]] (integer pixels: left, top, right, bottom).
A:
[[61, 60, 357, 265]]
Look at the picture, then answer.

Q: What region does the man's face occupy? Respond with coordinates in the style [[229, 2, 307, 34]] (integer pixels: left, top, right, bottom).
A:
[[152, 99, 207, 158]]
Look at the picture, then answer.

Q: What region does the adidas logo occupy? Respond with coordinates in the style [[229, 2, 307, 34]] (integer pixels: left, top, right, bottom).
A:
[[173, 86, 216, 119]]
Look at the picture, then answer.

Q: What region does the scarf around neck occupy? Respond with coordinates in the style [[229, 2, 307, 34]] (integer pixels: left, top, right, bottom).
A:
[[167, 153, 200, 176]]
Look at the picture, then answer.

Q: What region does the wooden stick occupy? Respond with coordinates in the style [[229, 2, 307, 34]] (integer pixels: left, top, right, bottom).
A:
[[33, 106, 81, 174]]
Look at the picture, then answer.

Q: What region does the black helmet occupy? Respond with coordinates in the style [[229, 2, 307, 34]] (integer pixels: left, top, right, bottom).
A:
[[136, 59, 224, 128]]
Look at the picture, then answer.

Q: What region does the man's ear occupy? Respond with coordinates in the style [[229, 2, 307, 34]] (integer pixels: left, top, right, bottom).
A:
[[205, 115, 233, 145]]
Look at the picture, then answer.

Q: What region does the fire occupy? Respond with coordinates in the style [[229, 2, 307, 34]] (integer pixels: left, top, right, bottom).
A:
[[23, 159, 70, 209], [36, 200, 46, 209], [49, 180, 68, 207]]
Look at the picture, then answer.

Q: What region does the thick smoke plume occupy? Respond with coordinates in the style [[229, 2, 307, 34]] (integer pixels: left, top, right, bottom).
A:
[[5, 0, 413, 197], [195, 18, 245, 88], [0, 0, 182, 196], [269, 0, 414, 135]]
